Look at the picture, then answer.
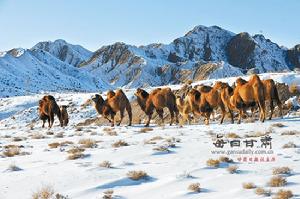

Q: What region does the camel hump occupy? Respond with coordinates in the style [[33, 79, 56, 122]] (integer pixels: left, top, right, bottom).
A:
[[236, 78, 248, 86], [43, 95, 56, 101], [199, 85, 212, 93], [107, 90, 116, 99], [249, 74, 262, 82]]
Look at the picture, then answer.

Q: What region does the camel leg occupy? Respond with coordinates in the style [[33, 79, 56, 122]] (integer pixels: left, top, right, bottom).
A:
[[168, 107, 175, 126], [238, 109, 243, 124], [50, 113, 54, 128], [145, 112, 153, 127], [269, 100, 274, 120], [126, 103, 132, 126], [229, 109, 234, 124], [219, 103, 226, 124], [117, 109, 125, 126], [42, 119, 45, 128], [156, 109, 164, 125], [258, 100, 266, 122], [205, 112, 211, 125], [110, 114, 115, 127]]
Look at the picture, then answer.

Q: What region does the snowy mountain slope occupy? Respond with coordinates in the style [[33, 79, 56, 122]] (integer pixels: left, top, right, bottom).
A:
[[32, 39, 92, 67], [0, 48, 110, 97]]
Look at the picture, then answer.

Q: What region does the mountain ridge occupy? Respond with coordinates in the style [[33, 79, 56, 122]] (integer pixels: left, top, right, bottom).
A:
[[0, 25, 299, 97]]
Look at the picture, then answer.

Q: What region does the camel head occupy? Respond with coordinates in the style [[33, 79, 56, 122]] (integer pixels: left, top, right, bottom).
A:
[[135, 88, 149, 99], [91, 94, 104, 105]]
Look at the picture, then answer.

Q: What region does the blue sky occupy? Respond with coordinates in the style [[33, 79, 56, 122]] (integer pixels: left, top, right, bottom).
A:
[[0, 0, 299, 51]]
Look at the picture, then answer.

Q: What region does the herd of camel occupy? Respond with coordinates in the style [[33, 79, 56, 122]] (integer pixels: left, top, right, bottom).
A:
[[38, 74, 283, 128]]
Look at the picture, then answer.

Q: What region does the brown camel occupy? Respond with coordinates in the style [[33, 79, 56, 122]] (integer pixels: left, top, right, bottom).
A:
[[60, 105, 69, 126], [105, 89, 132, 126], [262, 79, 283, 119], [135, 88, 179, 127], [92, 94, 116, 127], [230, 74, 266, 124], [194, 84, 227, 125], [38, 95, 63, 128], [214, 81, 235, 124]]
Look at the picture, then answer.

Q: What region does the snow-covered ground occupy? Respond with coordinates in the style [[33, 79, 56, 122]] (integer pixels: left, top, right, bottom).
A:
[[0, 73, 300, 199]]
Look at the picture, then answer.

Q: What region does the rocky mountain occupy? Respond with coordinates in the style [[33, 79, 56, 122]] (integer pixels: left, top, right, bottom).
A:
[[0, 25, 298, 97]]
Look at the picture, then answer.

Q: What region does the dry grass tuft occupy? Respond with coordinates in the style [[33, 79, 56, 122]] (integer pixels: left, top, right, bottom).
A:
[[255, 187, 271, 196], [271, 123, 286, 128], [139, 127, 153, 133], [7, 163, 22, 171], [227, 165, 238, 174], [127, 170, 148, 180], [281, 130, 299, 136], [32, 185, 69, 199], [187, 182, 201, 193], [32, 185, 55, 199], [226, 133, 240, 138], [12, 137, 24, 142], [219, 156, 233, 163], [67, 147, 85, 154], [60, 141, 74, 146], [103, 190, 114, 199], [46, 131, 54, 135], [242, 182, 256, 189], [282, 142, 297, 148], [273, 189, 293, 199], [31, 133, 46, 139], [54, 132, 64, 138], [245, 131, 270, 138], [103, 127, 114, 132], [268, 176, 287, 187], [78, 138, 97, 148], [2, 145, 20, 157], [206, 159, 220, 168], [67, 152, 85, 160], [112, 140, 129, 148], [48, 142, 60, 149], [99, 161, 112, 168], [272, 167, 292, 175], [105, 131, 118, 136], [153, 146, 170, 153]]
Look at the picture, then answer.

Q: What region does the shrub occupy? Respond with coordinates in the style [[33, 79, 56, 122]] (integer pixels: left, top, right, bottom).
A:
[[139, 128, 153, 133], [153, 146, 170, 153], [271, 123, 286, 128], [127, 170, 148, 180], [48, 142, 60, 149], [31, 133, 46, 139], [255, 187, 271, 196], [281, 130, 299, 135], [242, 182, 256, 189], [206, 159, 220, 168], [226, 133, 240, 138], [67, 147, 85, 154], [187, 182, 201, 193], [227, 165, 238, 174], [67, 152, 85, 160], [78, 138, 97, 148], [112, 140, 128, 148], [2, 145, 20, 157], [54, 132, 64, 138], [99, 161, 112, 168], [282, 142, 297, 148], [32, 185, 55, 199], [103, 190, 113, 199], [268, 176, 287, 187], [272, 167, 292, 175], [219, 156, 233, 163], [7, 163, 22, 171], [274, 189, 293, 199]]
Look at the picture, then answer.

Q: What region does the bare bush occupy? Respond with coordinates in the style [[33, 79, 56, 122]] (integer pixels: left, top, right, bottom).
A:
[[268, 176, 287, 187], [242, 182, 256, 189], [187, 182, 201, 193], [127, 170, 148, 180], [112, 140, 128, 148]]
